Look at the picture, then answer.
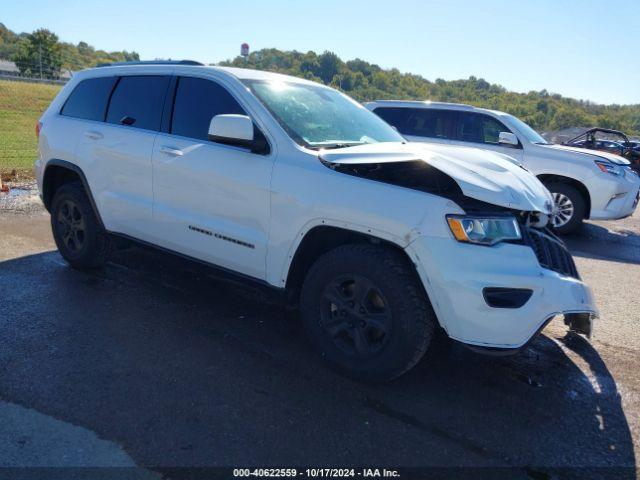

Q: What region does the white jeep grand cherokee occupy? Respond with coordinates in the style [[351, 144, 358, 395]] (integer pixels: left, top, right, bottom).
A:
[[36, 61, 597, 381], [366, 101, 640, 234]]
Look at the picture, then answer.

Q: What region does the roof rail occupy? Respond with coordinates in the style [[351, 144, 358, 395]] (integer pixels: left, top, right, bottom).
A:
[[372, 100, 474, 109], [96, 60, 204, 68]]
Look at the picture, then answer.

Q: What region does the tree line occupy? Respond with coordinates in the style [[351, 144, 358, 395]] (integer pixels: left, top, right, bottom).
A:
[[0, 23, 139, 78], [1, 22, 638, 136], [221, 49, 640, 136]]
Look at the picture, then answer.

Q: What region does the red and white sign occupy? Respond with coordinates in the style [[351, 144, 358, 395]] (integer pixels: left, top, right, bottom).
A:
[[241, 43, 250, 57]]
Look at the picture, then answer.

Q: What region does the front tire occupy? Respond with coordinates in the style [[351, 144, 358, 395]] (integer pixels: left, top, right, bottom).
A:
[[50, 182, 112, 269], [300, 244, 436, 382], [545, 182, 586, 235]]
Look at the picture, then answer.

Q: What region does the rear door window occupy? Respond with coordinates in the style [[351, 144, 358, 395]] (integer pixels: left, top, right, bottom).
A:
[[170, 76, 246, 141], [455, 112, 512, 145], [106, 75, 171, 131], [60, 76, 117, 121], [373, 107, 452, 139]]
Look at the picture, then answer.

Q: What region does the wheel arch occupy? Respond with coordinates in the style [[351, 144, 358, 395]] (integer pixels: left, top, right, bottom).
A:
[[284, 224, 417, 303], [537, 174, 591, 218], [42, 160, 104, 228]]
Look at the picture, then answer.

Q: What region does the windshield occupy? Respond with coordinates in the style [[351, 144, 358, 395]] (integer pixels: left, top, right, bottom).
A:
[[243, 79, 404, 149], [504, 115, 550, 145]]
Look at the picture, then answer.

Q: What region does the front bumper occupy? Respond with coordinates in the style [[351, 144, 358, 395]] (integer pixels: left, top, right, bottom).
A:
[[589, 169, 640, 220], [406, 236, 597, 349]]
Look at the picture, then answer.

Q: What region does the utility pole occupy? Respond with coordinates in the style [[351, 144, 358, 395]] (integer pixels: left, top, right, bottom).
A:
[[39, 44, 43, 79]]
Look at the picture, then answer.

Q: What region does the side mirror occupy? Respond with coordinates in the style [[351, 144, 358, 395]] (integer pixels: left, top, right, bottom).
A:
[[208, 114, 270, 154], [498, 131, 519, 146], [208, 114, 254, 146]]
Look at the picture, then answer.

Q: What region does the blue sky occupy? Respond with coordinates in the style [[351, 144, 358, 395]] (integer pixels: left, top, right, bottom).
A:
[[3, 0, 639, 104]]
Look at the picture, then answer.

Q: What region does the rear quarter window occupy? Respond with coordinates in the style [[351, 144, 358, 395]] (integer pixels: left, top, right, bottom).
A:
[[60, 76, 117, 121]]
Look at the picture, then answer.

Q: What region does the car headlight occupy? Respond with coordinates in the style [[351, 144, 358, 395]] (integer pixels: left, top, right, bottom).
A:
[[446, 215, 521, 246], [595, 161, 624, 176]]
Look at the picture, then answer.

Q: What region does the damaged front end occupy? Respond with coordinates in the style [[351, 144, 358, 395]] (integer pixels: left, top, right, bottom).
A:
[[319, 141, 555, 214], [321, 158, 465, 201], [319, 143, 597, 348], [320, 151, 559, 246], [564, 312, 594, 338]]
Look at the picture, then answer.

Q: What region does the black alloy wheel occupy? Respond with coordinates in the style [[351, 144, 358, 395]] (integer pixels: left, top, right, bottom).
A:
[[320, 274, 392, 358], [54, 198, 87, 254]]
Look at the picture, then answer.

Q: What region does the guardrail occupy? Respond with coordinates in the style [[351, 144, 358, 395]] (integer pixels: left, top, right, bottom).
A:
[[0, 72, 68, 85]]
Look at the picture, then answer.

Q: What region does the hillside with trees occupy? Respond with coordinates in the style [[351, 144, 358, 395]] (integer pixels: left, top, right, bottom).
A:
[[0, 23, 138, 77], [221, 49, 640, 136], [1, 21, 639, 136]]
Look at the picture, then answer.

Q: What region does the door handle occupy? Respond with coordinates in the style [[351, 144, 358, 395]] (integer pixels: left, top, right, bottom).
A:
[[159, 146, 184, 157], [84, 130, 103, 140], [120, 116, 136, 126]]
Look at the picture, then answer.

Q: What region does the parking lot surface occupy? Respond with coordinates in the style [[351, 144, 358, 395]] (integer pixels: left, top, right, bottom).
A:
[[0, 194, 638, 478]]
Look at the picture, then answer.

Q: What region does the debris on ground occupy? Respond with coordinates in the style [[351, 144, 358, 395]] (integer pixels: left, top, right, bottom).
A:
[[0, 178, 42, 214]]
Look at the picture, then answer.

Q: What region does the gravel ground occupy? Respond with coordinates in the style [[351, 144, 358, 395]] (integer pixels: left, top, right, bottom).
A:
[[0, 187, 638, 479], [0, 180, 41, 214]]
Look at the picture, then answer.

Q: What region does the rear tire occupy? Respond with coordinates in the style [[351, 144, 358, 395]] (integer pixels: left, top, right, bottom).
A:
[[300, 244, 436, 382], [545, 182, 586, 235], [50, 182, 112, 269]]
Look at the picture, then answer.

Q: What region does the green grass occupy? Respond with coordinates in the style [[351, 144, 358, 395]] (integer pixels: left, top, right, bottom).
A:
[[0, 80, 61, 174]]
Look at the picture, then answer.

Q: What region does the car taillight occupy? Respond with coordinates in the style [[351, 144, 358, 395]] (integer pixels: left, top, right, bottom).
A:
[[36, 121, 42, 139]]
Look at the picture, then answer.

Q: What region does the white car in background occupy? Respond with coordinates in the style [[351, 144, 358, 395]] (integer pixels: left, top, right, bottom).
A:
[[366, 101, 640, 234]]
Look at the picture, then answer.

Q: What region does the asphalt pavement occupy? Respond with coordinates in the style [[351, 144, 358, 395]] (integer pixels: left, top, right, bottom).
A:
[[0, 191, 638, 479]]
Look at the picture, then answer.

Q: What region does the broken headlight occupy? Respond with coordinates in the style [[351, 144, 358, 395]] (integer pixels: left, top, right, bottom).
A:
[[595, 160, 624, 177], [446, 215, 521, 246]]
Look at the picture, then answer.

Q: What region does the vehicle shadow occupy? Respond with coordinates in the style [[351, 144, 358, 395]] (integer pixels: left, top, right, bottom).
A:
[[0, 248, 636, 478], [387, 331, 637, 477], [563, 221, 640, 266]]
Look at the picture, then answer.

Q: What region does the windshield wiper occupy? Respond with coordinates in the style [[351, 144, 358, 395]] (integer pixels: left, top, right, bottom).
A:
[[310, 141, 366, 150], [322, 143, 360, 150]]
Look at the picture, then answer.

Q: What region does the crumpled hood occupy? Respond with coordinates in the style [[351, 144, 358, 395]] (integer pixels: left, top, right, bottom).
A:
[[320, 142, 553, 214], [542, 144, 631, 166]]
